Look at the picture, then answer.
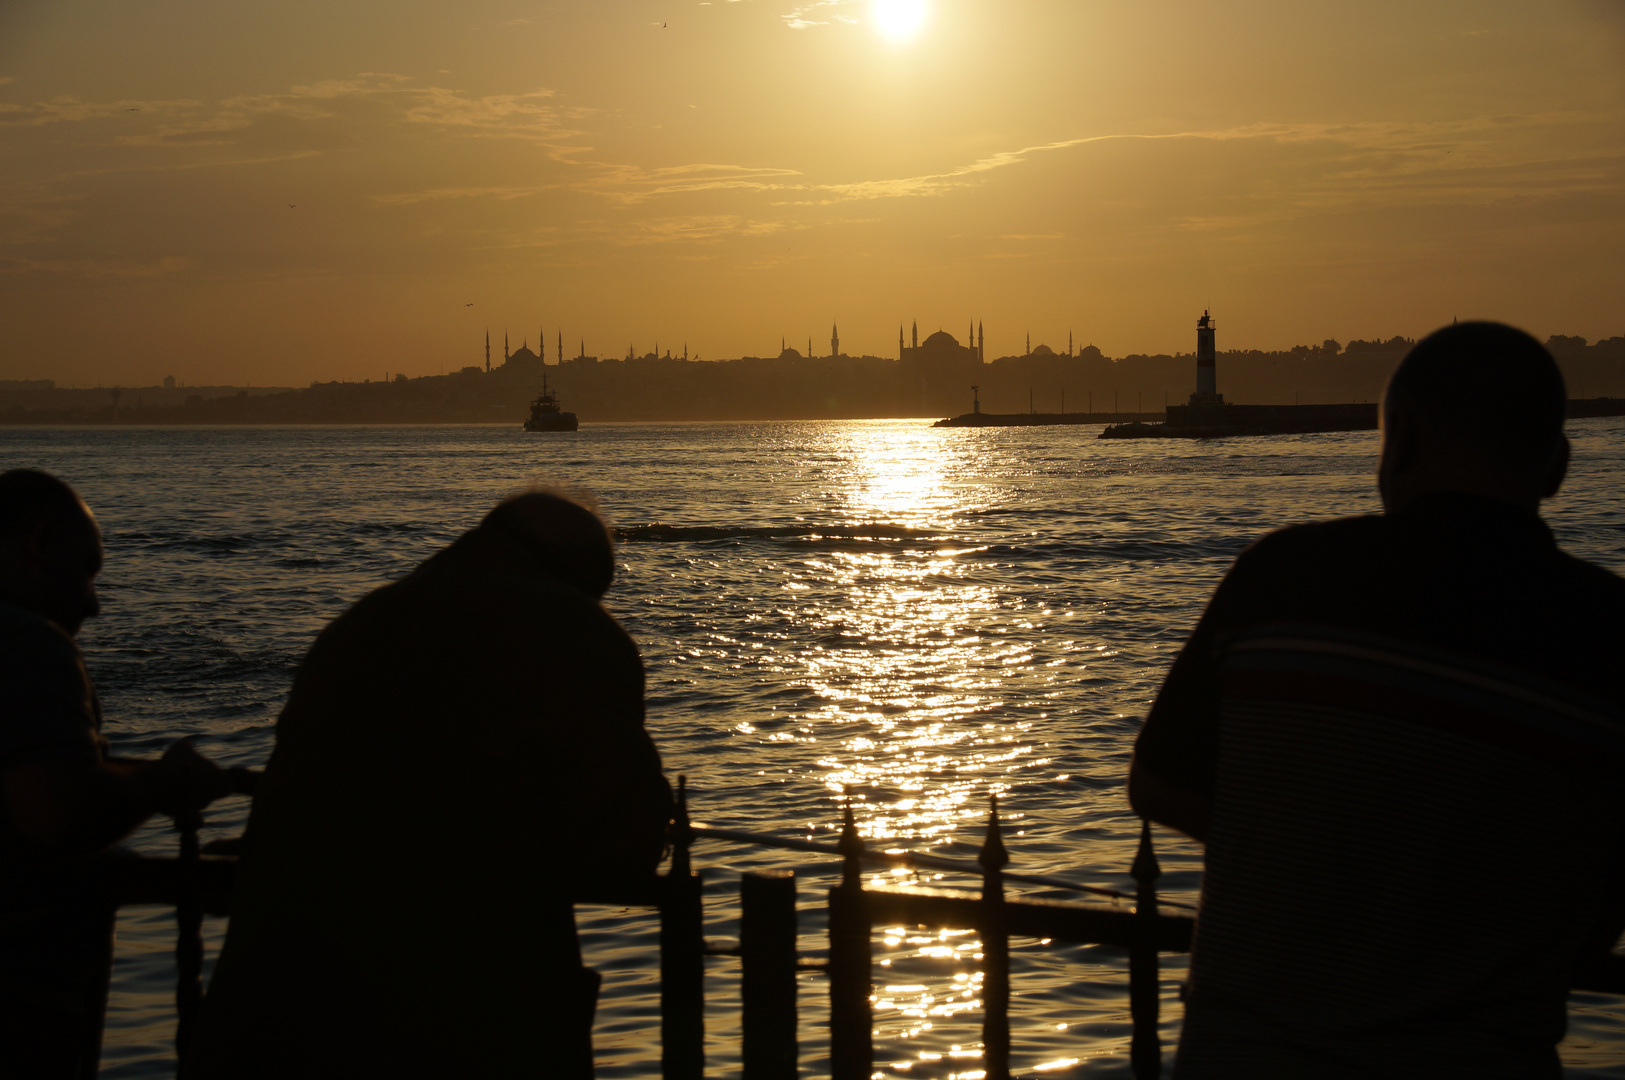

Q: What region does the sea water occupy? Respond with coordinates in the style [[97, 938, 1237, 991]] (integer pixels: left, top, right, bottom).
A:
[[4, 418, 1623, 1078]]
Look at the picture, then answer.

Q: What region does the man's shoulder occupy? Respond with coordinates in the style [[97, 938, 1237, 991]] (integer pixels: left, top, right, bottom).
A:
[[1230, 513, 1385, 575], [321, 563, 631, 657], [1551, 545, 1625, 600]]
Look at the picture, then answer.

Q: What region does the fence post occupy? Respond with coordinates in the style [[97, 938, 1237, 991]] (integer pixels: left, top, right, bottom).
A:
[[741, 870, 798, 1080], [1129, 819, 1162, 1080], [662, 776, 705, 1080], [979, 794, 1011, 1080], [827, 788, 872, 1080], [173, 789, 203, 1075]]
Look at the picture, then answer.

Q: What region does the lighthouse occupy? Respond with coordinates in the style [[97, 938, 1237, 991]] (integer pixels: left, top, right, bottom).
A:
[[1189, 310, 1224, 405]]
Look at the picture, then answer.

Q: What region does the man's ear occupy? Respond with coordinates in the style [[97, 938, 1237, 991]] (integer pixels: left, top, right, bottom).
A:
[[19, 518, 52, 567], [1539, 436, 1570, 501], [1377, 407, 1418, 507]]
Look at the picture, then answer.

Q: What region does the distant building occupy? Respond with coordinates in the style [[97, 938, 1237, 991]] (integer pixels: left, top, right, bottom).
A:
[[900, 319, 984, 364], [509, 341, 542, 364], [163, 375, 176, 389]]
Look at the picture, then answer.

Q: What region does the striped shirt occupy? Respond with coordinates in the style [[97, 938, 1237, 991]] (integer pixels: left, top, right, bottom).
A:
[[1136, 493, 1625, 1078]]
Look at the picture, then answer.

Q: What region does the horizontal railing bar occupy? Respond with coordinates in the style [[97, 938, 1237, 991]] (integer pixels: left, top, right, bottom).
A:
[[693, 825, 1197, 910], [863, 884, 1195, 953], [107, 855, 238, 917]]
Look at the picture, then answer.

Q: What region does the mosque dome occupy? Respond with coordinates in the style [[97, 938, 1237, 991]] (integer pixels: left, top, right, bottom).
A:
[[1030, 343, 1057, 358], [923, 330, 961, 349]]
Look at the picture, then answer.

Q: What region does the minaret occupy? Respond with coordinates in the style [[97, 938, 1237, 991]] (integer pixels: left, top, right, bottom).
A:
[[912, 320, 918, 349], [579, 338, 585, 361], [978, 321, 984, 362], [485, 329, 491, 373], [1025, 331, 1030, 356], [968, 320, 974, 356], [504, 332, 510, 363], [1069, 329, 1073, 357], [808, 334, 813, 359], [557, 330, 562, 365], [831, 321, 839, 359], [899, 323, 905, 361], [683, 342, 688, 361]]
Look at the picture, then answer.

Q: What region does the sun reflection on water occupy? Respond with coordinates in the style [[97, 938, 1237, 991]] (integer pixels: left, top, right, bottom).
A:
[[797, 427, 1029, 848], [786, 425, 1054, 1073]]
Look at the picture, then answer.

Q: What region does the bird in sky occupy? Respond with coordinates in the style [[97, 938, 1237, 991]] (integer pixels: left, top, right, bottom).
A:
[[465, 302, 474, 307], [127, 107, 140, 111], [288, 204, 297, 208]]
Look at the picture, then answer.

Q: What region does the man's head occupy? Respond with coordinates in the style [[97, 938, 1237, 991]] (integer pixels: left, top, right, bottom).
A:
[[480, 487, 615, 598], [1379, 322, 1568, 513], [0, 469, 103, 636]]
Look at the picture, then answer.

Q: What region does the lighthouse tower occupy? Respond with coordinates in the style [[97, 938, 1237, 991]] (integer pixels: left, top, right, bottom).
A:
[[1189, 310, 1224, 405]]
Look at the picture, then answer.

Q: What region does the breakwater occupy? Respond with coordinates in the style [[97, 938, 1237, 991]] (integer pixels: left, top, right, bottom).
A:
[[934, 411, 1163, 428], [1099, 397, 1625, 439], [1101, 403, 1377, 439]]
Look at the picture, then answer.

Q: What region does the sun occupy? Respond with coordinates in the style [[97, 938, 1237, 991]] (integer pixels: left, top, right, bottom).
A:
[[871, 0, 928, 42]]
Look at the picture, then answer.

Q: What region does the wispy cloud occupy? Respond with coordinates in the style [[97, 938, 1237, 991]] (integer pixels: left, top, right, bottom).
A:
[[1, 74, 583, 150], [0, 254, 189, 278], [0, 97, 202, 128], [782, 0, 860, 30]]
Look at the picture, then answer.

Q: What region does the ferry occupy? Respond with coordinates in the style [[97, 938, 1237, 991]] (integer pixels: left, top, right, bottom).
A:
[[523, 372, 579, 432]]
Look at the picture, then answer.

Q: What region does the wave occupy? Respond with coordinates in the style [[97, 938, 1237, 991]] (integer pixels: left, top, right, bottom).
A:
[[616, 522, 937, 543]]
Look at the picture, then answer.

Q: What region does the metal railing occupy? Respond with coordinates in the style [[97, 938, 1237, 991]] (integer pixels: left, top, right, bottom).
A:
[[119, 772, 1625, 1079]]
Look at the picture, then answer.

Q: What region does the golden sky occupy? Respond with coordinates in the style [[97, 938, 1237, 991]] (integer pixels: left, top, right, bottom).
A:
[[2, 0, 1622, 387]]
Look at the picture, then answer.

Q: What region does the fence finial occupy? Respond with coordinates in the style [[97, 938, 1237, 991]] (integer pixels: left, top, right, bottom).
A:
[[979, 791, 1011, 1080], [979, 791, 1009, 874], [672, 774, 694, 877], [1129, 817, 1163, 1080], [1131, 817, 1160, 887], [837, 784, 864, 887]]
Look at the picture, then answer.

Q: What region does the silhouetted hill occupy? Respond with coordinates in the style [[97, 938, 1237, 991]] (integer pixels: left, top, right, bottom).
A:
[[3, 334, 1621, 424]]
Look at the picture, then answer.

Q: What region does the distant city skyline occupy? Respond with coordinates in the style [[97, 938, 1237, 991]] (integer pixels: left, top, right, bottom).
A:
[[3, 1, 1621, 387]]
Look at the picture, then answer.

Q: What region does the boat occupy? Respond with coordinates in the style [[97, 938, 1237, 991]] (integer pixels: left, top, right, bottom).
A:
[[523, 372, 579, 431]]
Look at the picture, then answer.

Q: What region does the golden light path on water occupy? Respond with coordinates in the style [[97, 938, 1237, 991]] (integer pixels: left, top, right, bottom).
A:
[[810, 428, 1009, 1071], [816, 426, 1010, 843]]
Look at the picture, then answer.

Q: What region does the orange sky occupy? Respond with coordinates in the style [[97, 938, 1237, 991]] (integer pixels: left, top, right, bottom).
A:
[[2, 0, 1622, 387]]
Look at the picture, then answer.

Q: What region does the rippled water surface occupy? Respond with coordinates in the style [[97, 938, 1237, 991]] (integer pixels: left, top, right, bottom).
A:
[[5, 419, 1623, 1078]]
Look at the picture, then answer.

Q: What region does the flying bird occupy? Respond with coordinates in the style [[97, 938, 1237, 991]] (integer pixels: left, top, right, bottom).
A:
[[288, 204, 297, 208], [127, 107, 140, 112], [465, 302, 474, 307]]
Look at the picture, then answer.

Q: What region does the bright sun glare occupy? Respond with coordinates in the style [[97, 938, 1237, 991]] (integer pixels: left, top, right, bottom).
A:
[[871, 0, 928, 42]]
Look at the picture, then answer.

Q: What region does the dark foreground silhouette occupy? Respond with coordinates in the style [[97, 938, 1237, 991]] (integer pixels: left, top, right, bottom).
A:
[[1130, 322, 1625, 1077], [0, 469, 232, 1080], [191, 490, 672, 1079]]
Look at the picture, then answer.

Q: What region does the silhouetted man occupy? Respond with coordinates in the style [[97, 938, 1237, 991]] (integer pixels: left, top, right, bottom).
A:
[[0, 468, 233, 1078], [1130, 323, 1625, 1077], [194, 489, 672, 1079]]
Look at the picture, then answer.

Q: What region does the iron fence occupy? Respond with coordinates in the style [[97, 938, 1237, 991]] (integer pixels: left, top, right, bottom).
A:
[[118, 772, 1625, 1079]]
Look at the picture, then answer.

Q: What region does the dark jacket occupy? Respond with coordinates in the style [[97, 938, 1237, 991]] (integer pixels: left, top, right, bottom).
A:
[[193, 527, 672, 1078]]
